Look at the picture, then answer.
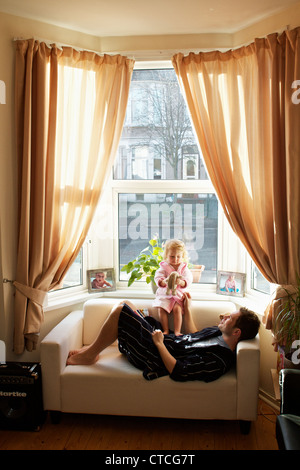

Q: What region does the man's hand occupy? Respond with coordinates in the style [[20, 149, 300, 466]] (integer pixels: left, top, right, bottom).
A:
[[152, 329, 165, 346], [182, 292, 191, 309]]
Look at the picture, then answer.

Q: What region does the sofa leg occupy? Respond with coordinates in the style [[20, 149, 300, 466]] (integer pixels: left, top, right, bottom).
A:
[[239, 420, 251, 434], [50, 410, 62, 424]]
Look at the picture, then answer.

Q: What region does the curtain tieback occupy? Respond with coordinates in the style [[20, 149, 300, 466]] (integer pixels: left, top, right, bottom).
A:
[[264, 284, 297, 326], [13, 281, 48, 307]]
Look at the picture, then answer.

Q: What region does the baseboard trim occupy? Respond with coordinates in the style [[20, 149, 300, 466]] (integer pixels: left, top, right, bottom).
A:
[[259, 389, 280, 413]]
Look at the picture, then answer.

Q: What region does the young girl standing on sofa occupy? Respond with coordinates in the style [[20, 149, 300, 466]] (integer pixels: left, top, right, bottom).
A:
[[153, 239, 193, 336]]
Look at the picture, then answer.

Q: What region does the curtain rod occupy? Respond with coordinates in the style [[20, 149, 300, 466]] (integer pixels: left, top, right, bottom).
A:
[[13, 25, 291, 63], [13, 36, 131, 58], [12, 37, 181, 62], [12, 37, 228, 62]]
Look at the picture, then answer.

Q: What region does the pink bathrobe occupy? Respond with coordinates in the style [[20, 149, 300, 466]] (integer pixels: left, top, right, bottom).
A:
[[153, 261, 193, 313]]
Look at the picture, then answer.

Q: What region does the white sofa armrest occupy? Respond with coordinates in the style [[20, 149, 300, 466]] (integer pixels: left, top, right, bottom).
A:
[[40, 310, 83, 411], [236, 336, 260, 421]]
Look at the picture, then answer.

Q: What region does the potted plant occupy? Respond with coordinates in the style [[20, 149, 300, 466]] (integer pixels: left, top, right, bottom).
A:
[[121, 237, 164, 288], [274, 275, 300, 370], [189, 264, 205, 283]]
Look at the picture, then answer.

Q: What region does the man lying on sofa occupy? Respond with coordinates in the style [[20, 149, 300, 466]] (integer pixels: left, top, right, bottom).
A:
[[67, 294, 260, 382]]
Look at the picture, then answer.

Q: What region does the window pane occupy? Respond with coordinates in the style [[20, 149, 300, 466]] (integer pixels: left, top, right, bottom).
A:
[[58, 249, 83, 289], [119, 193, 218, 283], [114, 69, 208, 180], [251, 263, 271, 294]]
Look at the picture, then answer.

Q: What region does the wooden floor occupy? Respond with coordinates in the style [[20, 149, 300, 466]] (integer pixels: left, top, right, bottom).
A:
[[0, 399, 279, 451]]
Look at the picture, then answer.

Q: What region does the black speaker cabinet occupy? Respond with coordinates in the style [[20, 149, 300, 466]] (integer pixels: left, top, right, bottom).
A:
[[0, 362, 46, 431]]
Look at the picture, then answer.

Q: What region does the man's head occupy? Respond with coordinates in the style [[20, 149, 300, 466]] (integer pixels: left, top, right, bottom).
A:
[[235, 307, 261, 341], [218, 307, 260, 344]]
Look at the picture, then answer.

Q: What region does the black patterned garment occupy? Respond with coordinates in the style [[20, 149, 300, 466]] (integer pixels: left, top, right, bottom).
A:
[[118, 303, 235, 382]]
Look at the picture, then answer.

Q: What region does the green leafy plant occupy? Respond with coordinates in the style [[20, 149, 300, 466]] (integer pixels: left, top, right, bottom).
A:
[[274, 274, 300, 357], [121, 237, 164, 287]]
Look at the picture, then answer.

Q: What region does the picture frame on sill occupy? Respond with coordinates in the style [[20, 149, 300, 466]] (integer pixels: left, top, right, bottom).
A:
[[216, 270, 245, 298], [88, 268, 116, 293]]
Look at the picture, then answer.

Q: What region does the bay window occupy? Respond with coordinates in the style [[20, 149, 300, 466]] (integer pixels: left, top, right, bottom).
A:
[[49, 62, 272, 301]]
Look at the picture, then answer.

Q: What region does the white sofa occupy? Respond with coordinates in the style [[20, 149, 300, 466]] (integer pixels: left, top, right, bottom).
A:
[[40, 298, 260, 433]]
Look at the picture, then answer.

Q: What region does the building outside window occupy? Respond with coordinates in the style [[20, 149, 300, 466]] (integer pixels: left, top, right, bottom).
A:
[[113, 68, 217, 284], [251, 263, 271, 294], [113, 69, 207, 181]]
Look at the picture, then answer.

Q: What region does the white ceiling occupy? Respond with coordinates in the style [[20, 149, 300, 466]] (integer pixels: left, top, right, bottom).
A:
[[0, 0, 299, 37]]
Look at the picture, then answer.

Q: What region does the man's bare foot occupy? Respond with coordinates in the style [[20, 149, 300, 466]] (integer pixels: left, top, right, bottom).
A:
[[66, 347, 99, 365], [68, 346, 88, 357]]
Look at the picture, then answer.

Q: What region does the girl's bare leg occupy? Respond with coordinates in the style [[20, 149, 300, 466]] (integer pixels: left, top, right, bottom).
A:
[[67, 302, 124, 365], [173, 303, 183, 336], [158, 307, 169, 334]]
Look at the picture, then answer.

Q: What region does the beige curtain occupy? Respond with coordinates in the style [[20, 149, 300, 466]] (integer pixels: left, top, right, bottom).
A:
[[14, 39, 134, 353], [173, 28, 300, 345]]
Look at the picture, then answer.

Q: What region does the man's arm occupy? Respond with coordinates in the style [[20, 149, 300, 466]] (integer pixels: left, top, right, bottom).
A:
[[182, 293, 198, 333], [152, 330, 176, 374]]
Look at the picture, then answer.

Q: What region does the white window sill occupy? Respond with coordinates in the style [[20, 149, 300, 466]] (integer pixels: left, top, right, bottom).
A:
[[45, 283, 270, 317]]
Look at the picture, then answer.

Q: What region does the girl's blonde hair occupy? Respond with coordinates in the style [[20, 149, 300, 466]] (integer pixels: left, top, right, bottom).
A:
[[163, 239, 188, 262]]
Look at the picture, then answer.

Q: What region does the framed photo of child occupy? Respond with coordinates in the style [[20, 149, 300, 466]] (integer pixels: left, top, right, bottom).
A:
[[216, 271, 245, 297], [88, 268, 116, 293]]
